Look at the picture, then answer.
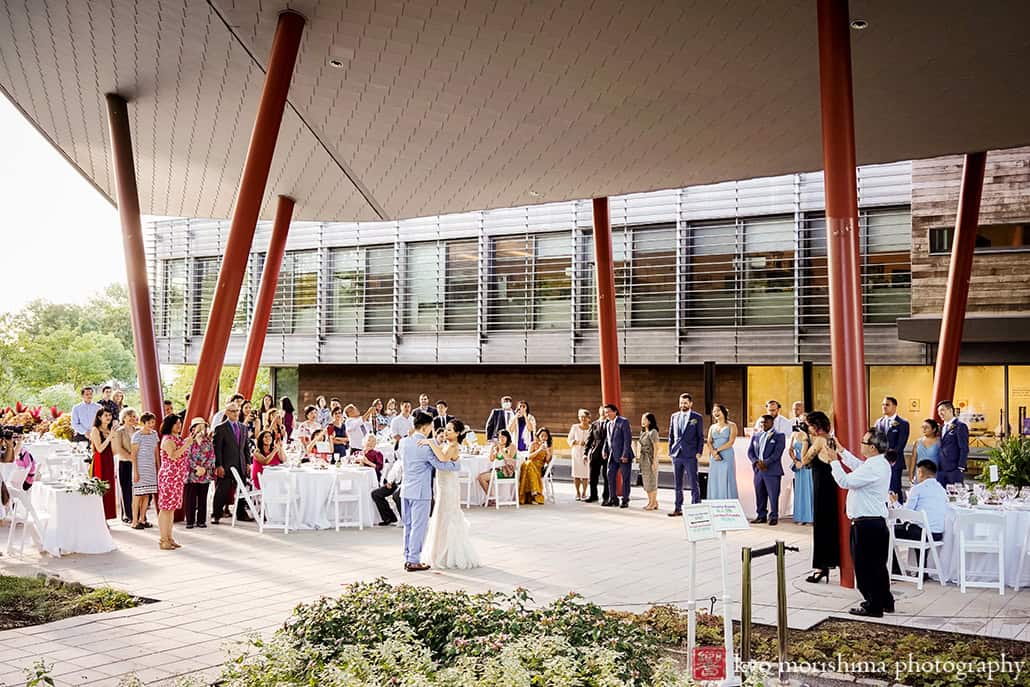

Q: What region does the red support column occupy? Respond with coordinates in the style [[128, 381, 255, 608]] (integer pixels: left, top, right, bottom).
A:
[[816, 0, 865, 589], [105, 93, 164, 424], [931, 153, 987, 417], [592, 197, 622, 407], [238, 195, 295, 399], [184, 11, 305, 429]]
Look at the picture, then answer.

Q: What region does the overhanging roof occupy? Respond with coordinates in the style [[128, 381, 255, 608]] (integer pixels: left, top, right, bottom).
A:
[[2, 1, 1029, 222]]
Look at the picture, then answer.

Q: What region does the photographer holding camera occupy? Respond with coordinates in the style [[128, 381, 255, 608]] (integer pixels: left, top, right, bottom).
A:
[[1, 426, 36, 491]]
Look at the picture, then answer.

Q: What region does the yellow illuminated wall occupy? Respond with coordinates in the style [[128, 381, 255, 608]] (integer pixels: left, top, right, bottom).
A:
[[1009, 366, 1030, 436], [813, 366, 834, 421], [747, 367, 803, 426], [869, 365, 933, 441]]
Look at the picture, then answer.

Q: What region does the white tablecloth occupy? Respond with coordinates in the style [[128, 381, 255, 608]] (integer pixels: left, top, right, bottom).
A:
[[939, 505, 1030, 588], [731, 437, 794, 520], [27, 483, 116, 557], [261, 466, 380, 529], [457, 454, 493, 506]]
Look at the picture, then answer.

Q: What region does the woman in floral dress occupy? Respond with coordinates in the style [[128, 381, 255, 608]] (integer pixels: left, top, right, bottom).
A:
[[157, 414, 193, 550]]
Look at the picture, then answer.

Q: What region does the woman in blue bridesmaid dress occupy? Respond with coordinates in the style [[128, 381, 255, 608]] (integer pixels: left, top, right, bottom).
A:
[[790, 417, 814, 524], [705, 404, 739, 500]]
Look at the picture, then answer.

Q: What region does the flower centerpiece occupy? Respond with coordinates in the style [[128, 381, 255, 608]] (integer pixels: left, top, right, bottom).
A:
[[77, 477, 111, 497], [50, 414, 73, 441]]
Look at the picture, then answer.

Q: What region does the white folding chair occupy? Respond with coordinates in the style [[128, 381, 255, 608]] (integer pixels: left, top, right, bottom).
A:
[[486, 459, 521, 509], [956, 510, 1006, 595], [328, 473, 364, 531], [888, 508, 945, 590], [542, 461, 556, 504], [458, 464, 475, 508], [230, 466, 265, 533], [1014, 524, 1030, 592], [5, 484, 50, 556]]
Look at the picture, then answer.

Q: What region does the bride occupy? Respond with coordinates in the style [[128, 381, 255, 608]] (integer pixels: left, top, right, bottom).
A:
[[420, 419, 481, 569]]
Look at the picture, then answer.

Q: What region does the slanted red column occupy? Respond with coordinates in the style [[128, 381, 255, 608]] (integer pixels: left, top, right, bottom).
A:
[[592, 197, 622, 408], [931, 153, 987, 417], [105, 93, 164, 423], [816, 0, 865, 589], [184, 11, 305, 428], [238, 195, 295, 399]]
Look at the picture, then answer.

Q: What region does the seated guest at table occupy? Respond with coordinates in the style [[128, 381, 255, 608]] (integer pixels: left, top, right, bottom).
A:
[[908, 419, 940, 485], [891, 459, 947, 544], [251, 430, 284, 490], [519, 427, 553, 505], [485, 395, 515, 442], [185, 418, 215, 529], [433, 401, 455, 432], [304, 429, 331, 463], [89, 408, 118, 520], [280, 396, 295, 438], [372, 455, 404, 526], [705, 404, 739, 502], [748, 414, 785, 525], [212, 405, 252, 525], [112, 408, 139, 523], [802, 411, 840, 583], [507, 401, 537, 454], [4, 429, 36, 490], [790, 416, 813, 524], [157, 414, 193, 550], [315, 396, 332, 428], [293, 405, 322, 450], [130, 412, 160, 530], [355, 434, 384, 479], [71, 386, 101, 443], [936, 400, 968, 486], [479, 429, 517, 496], [344, 404, 370, 454], [329, 407, 349, 461]]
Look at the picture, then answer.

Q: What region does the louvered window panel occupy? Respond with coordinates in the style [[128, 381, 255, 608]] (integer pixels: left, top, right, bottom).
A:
[[269, 251, 318, 335]]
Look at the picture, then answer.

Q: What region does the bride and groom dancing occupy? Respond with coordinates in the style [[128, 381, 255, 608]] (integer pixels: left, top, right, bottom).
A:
[[401, 410, 480, 571]]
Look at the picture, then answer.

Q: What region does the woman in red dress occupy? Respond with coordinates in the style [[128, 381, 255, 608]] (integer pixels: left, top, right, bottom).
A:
[[89, 408, 118, 520], [157, 414, 193, 550]]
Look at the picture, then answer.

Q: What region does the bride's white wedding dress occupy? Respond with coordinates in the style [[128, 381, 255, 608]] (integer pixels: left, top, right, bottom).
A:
[[422, 469, 480, 569]]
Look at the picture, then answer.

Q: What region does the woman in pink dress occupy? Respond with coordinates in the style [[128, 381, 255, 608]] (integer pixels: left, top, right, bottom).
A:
[[157, 414, 193, 551], [251, 430, 285, 490]]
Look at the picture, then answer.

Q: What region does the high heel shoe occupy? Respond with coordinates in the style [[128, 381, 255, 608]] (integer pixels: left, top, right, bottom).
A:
[[159, 538, 175, 551], [805, 569, 829, 584]]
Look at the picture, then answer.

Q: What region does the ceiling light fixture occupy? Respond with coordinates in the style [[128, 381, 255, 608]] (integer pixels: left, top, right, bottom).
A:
[[849, 19, 869, 30], [328, 58, 345, 69]]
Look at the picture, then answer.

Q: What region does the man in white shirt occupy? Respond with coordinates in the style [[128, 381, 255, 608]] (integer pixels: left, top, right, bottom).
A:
[[71, 386, 102, 442], [754, 399, 793, 437], [893, 460, 947, 542], [390, 402, 414, 448], [829, 426, 894, 617]]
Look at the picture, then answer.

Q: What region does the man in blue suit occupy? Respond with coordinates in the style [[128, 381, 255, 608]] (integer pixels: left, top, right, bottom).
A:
[[668, 393, 705, 516], [748, 414, 786, 525], [400, 411, 460, 571], [602, 404, 635, 508], [876, 396, 910, 502], [935, 400, 968, 486]]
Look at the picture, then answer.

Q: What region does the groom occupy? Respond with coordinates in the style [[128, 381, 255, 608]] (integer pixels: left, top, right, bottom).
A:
[[401, 410, 460, 572]]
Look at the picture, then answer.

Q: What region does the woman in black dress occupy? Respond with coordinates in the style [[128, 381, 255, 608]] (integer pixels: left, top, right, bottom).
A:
[[803, 411, 840, 583]]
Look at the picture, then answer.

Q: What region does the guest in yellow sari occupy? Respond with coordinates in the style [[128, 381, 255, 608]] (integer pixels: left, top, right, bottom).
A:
[[519, 427, 553, 505]]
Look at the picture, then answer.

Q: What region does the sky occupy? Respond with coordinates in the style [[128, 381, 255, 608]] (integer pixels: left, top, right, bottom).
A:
[[0, 94, 126, 314]]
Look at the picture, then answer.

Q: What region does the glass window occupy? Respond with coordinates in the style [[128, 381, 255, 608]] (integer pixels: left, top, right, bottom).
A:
[[579, 229, 630, 329], [270, 251, 319, 335], [444, 239, 478, 331], [687, 220, 736, 326], [160, 259, 186, 337], [863, 208, 911, 324], [742, 216, 794, 325], [930, 222, 1030, 254], [404, 242, 443, 332], [364, 246, 394, 333], [191, 257, 219, 336], [800, 215, 829, 326], [489, 236, 531, 330], [631, 226, 676, 327], [533, 233, 572, 329], [328, 248, 363, 334], [1008, 366, 1030, 437]]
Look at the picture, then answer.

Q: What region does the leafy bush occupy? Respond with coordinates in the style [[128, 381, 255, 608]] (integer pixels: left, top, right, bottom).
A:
[[979, 437, 1030, 488]]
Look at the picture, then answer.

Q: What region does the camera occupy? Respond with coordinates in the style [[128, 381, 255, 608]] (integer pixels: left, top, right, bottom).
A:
[[1, 425, 24, 440]]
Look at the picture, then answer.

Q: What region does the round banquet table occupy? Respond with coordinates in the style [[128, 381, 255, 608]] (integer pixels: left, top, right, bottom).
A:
[[260, 465, 380, 529], [938, 504, 1030, 588], [457, 453, 493, 506]]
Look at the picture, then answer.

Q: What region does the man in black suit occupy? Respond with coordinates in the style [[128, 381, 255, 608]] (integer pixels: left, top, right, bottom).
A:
[[583, 405, 610, 503], [485, 396, 514, 441], [433, 400, 456, 431], [212, 404, 252, 524]]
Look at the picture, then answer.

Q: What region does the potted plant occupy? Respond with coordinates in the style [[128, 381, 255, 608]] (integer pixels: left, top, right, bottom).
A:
[[978, 437, 1030, 488]]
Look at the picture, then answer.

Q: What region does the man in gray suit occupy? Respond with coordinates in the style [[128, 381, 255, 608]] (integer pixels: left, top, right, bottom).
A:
[[401, 411, 460, 571]]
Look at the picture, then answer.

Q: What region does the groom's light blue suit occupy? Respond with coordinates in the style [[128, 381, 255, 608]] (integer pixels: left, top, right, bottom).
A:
[[400, 431, 460, 565]]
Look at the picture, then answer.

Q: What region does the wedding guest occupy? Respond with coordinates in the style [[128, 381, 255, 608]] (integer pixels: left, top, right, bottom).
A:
[[344, 404, 370, 454], [638, 412, 661, 510], [330, 397, 342, 413], [240, 399, 257, 458], [385, 398, 399, 419], [89, 408, 118, 520], [892, 460, 947, 542], [368, 398, 390, 432], [908, 419, 940, 484], [584, 406, 609, 504], [372, 456, 403, 526], [485, 396, 515, 441], [265, 408, 287, 444], [802, 411, 840, 583], [791, 401, 805, 425], [519, 427, 553, 505], [4, 430, 36, 490], [416, 393, 438, 417], [71, 386, 101, 442], [157, 414, 193, 550], [479, 429, 516, 497], [877, 397, 910, 503], [507, 400, 537, 453], [279, 396, 295, 437], [748, 414, 785, 525], [433, 401, 455, 431], [111, 408, 139, 523], [355, 434, 385, 479], [184, 418, 215, 529], [112, 389, 125, 419], [329, 407, 349, 460], [315, 395, 332, 427], [790, 417, 814, 524], [212, 405, 252, 524], [936, 400, 968, 486], [258, 394, 276, 433], [668, 393, 704, 515], [603, 404, 634, 509], [706, 404, 739, 501], [162, 400, 175, 421], [293, 405, 321, 449], [98, 385, 119, 420], [754, 399, 793, 437], [568, 409, 592, 501], [177, 392, 190, 421], [828, 427, 895, 617], [251, 429, 285, 490], [130, 412, 160, 530], [305, 429, 331, 462], [391, 401, 414, 448]]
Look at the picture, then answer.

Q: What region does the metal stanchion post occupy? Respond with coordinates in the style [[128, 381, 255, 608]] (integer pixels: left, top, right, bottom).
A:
[[740, 546, 752, 665], [776, 540, 789, 684]]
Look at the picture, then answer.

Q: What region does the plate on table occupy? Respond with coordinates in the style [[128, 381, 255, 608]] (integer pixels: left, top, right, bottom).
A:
[[975, 503, 1004, 510]]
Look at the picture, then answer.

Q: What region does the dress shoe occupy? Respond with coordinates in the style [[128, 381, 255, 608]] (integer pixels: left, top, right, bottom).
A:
[[619, 501, 629, 509], [211, 518, 220, 525], [378, 520, 396, 527], [584, 497, 598, 503], [236, 513, 254, 522], [197, 523, 207, 529], [849, 606, 883, 618], [752, 517, 767, 524], [404, 562, 431, 572], [668, 511, 682, 517], [185, 524, 195, 529], [862, 600, 895, 614], [768, 518, 778, 526], [602, 500, 617, 507]]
